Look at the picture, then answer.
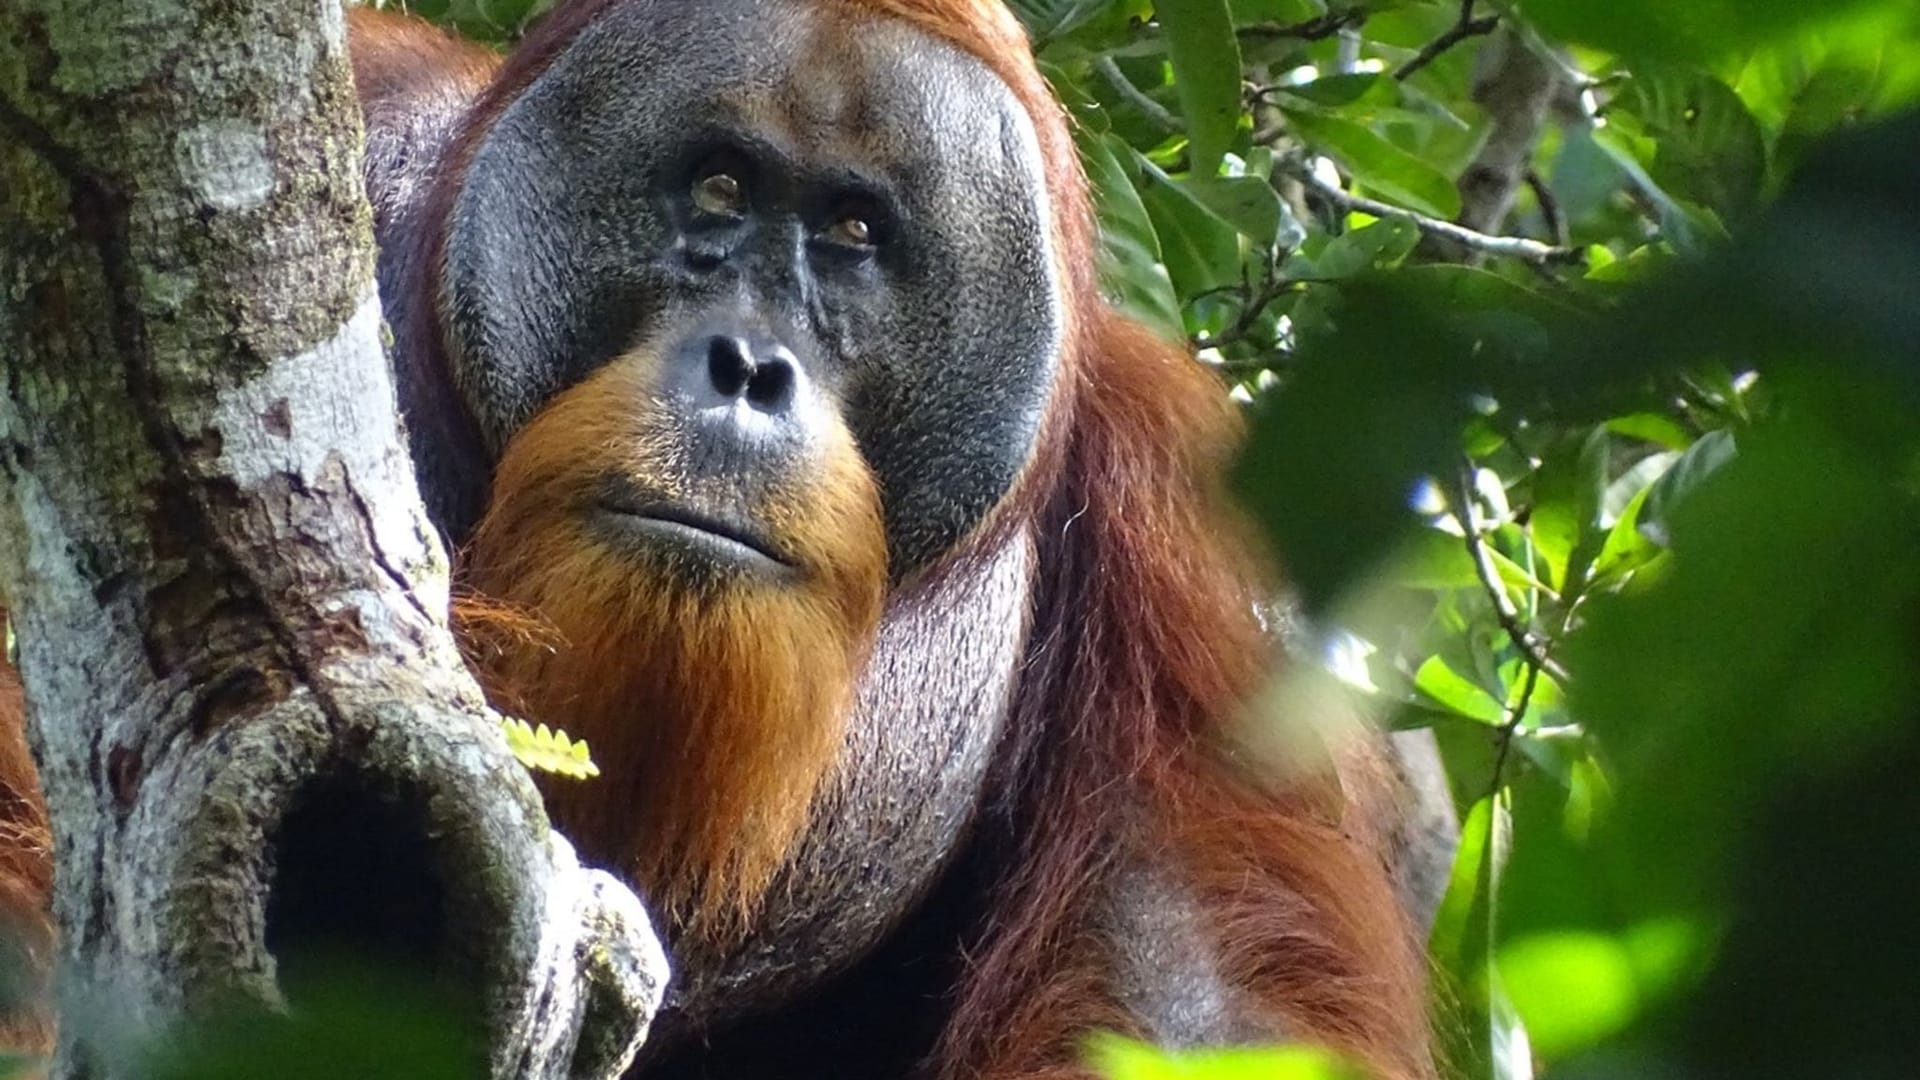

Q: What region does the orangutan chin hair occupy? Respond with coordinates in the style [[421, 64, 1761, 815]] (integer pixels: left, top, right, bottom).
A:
[[454, 355, 887, 934]]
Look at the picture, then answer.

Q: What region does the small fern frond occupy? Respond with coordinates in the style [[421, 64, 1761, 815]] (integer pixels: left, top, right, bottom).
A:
[[500, 716, 601, 781]]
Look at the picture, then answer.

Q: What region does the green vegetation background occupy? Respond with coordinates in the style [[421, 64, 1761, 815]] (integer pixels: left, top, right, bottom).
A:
[[150, 2, 1920, 1078]]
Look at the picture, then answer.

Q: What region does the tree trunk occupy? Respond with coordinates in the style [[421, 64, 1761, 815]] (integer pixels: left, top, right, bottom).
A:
[[0, 2, 665, 1076]]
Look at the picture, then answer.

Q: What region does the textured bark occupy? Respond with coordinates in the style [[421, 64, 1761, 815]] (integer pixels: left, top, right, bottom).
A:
[[0, 2, 664, 1076]]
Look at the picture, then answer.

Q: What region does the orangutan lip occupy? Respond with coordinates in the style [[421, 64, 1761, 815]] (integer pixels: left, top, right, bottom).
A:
[[595, 498, 793, 568]]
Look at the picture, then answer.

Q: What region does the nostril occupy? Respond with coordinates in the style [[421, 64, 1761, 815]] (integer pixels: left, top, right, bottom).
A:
[[706, 335, 754, 399], [745, 351, 796, 411]]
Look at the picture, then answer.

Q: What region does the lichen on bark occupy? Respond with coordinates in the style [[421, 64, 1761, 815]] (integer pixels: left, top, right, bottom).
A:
[[0, 1, 665, 1076]]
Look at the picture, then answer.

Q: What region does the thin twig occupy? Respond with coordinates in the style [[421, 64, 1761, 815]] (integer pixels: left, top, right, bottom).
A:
[[1455, 456, 1556, 799], [1238, 9, 1367, 43], [1394, 0, 1500, 82], [1287, 162, 1584, 266], [1487, 654, 1542, 799], [1093, 56, 1180, 136], [1192, 271, 1294, 352], [1250, 117, 1288, 145], [1525, 168, 1569, 246], [1212, 354, 1294, 377], [1450, 466, 1573, 688]]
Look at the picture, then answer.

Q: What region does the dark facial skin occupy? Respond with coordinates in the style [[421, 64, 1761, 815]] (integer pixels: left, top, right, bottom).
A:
[[440, 0, 1066, 574]]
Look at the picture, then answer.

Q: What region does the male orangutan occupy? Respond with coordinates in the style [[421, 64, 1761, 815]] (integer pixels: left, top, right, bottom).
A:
[[0, 1, 1439, 1077]]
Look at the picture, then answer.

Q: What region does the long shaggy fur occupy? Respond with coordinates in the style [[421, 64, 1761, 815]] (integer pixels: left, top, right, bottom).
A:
[[456, 354, 887, 932], [931, 313, 1432, 1080], [814, 4, 1433, 1077]]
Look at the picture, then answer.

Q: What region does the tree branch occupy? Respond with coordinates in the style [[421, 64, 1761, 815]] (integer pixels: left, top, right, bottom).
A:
[[1237, 9, 1367, 43], [1094, 56, 1180, 135], [1393, 0, 1499, 82], [1526, 167, 1570, 246], [1449, 467, 1573, 688], [0, 2, 663, 1075], [1286, 161, 1583, 266], [1443, 27, 1565, 261], [1192, 270, 1295, 353]]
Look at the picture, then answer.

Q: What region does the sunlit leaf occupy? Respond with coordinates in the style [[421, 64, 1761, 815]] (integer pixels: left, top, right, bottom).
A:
[[1415, 655, 1506, 724], [1089, 1035, 1361, 1080], [1156, 0, 1244, 175], [1521, 0, 1889, 66], [1497, 932, 1639, 1058]]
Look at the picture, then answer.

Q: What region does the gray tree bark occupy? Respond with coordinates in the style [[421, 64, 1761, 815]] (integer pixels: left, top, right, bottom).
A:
[[1433, 27, 1565, 264], [0, 2, 665, 1076]]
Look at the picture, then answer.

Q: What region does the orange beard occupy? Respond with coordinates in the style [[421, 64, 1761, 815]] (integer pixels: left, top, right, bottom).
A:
[[453, 354, 887, 935]]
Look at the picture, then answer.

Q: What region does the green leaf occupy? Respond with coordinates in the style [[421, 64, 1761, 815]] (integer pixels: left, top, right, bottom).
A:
[[1082, 134, 1185, 338], [1497, 932, 1637, 1058], [1227, 0, 1320, 26], [1605, 412, 1695, 450], [1529, 429, 1609, 594], [1520, 0, 1889, 66], [1587, 126, 1727, 255], [1637, 428, 1735, 547], [1431, 793, 1492, 963], [1589, 504, 1665, 589], [1277, 73, 1384, 108], [1155, 0, 1244, 176], [1131, 152, 1248, 297], [1415, 654, 1507, 724], [1232, 289, 1471, 609], [1392, 525, 1481, 590], [1567, 415, 1920, 921], [1184, 175, 1299, 250], [1431, 793, 1519, 1080], [1088, 1034, 1361, 1080], [1006, 0, 1124, 42], [1289, 218, 1420, 279], [1619, 72, 1769, 221], [1282, 108, 1461, 218], [1396, 263, 1589, 324]]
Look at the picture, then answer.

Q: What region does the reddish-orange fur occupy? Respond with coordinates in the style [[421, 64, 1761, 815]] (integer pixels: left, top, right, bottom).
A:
[[924, 313, 1431, 1080], [454, 352, 887, 932], [349, 7, 501, 120]]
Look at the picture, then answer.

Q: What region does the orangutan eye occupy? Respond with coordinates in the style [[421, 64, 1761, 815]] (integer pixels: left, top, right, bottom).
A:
[[824, 214, 874, 248], [692, 170, 747, 217]]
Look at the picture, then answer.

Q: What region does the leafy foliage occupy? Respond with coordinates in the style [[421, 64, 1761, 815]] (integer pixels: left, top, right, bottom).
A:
[[1010, 2, 1920, 1079]]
